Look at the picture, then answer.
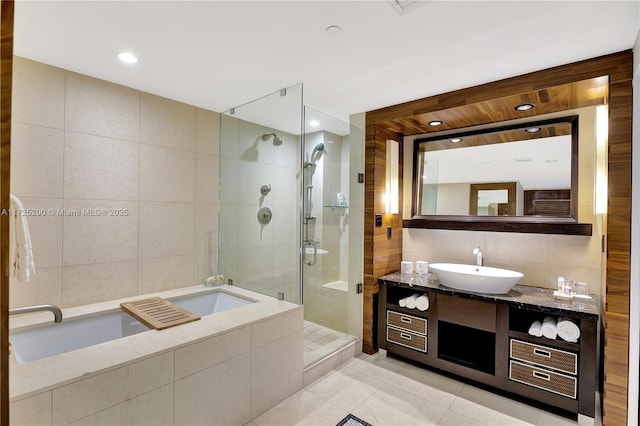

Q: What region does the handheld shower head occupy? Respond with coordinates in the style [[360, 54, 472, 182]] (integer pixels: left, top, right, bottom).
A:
[[261, 133, 283, 146], [309, 142, 325, 164]]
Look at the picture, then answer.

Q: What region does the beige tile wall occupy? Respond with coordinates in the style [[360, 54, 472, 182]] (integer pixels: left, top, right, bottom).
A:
[[402, 107, 604, 297], [10, 57, 220, 308]]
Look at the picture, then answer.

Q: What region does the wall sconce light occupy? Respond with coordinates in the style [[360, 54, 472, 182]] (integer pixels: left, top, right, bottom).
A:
[[594, 105, 608, 215], [385, 139, 399, 214]]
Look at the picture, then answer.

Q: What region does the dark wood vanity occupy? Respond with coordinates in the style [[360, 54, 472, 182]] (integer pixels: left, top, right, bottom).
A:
[[378, 272, 600, 423]]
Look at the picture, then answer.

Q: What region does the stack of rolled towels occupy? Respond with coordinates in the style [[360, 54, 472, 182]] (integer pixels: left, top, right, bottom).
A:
[[398, 293, 429, 311], [528, 316, 580, 342]]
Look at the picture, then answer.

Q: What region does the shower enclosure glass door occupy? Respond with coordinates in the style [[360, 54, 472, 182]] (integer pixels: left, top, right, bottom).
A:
[[218, 90, 363, 368], [302, 107, 363, 367], [218, 84, 303, 304]]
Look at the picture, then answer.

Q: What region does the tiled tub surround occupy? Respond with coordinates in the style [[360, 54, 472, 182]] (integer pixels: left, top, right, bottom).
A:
[[10, 285, 304, 425], [10, 56, 221, 309]]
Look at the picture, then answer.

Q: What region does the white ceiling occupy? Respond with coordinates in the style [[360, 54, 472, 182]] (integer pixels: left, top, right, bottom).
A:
[[13, 1, 640, 125]]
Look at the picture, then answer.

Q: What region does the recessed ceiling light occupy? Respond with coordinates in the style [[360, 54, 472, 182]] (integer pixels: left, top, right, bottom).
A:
[[514, 157, 532, 162], [515, 103, 534, 111], [325, 25, 342, 35], [546, 159, 557, 163], [118, 52, 138, 64], [525, 127, 541, 133], [309, 120, 320, 127], [450, 138, 462, 143], [428, 120, 443, 126]]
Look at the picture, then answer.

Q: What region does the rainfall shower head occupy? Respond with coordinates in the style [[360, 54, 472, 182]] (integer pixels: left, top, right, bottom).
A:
[[261, 133, 283, 146]]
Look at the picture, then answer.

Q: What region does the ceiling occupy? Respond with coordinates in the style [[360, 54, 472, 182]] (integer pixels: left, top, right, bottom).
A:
[[13, 1, 640, 125]]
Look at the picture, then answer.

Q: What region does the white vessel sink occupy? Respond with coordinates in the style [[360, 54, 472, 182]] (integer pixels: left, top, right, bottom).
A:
[[429, 263, 523, 294]]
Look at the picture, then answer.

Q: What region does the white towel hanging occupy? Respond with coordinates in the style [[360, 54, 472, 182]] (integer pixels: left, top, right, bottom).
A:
[[9, 194, 36, 282]]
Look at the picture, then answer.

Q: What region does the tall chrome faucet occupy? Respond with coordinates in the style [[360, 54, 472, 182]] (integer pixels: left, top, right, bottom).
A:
[[9, 304, 63, 323], [473, 247, 484, 266]]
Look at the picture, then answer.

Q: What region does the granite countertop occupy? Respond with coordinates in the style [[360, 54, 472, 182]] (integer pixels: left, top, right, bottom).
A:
[[379, 272, 600, 320]]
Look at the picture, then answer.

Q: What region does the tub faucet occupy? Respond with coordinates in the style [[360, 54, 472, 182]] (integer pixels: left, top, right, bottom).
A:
[[473, 247, 483, 266], [9, 304, 63, 323]]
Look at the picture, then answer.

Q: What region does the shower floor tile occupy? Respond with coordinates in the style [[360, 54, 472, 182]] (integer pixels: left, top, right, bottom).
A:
[[304, 320, 357, 367]]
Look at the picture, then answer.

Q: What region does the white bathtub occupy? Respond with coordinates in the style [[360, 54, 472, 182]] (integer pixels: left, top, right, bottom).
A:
[[10, 290, 253, 364]]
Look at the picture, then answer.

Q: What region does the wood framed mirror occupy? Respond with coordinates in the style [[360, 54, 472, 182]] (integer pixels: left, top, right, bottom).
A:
[[407, 115, 591, 235]]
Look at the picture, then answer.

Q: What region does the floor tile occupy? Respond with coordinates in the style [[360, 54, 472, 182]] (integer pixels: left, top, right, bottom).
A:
[[305, 362, 387, 412], [449, 384, 539, 425], [536, 410, 581, 425], [437, 409, 487, 425], [252, 390, 347, 426]]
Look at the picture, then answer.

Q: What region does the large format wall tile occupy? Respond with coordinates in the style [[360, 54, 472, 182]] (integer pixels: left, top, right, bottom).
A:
[[11, 123, 64, 198], [197, 107, 220, 155], [65, 72, 140, 141], [251, 331, 304, 418], [174, 327, 251, 379], [52, 366, 130, 425], [140, 93, 196, 151], [140, 144, 195, 203], [139, 202, 195, 259], [9, 267, 63, 308], [64, 132, 139, 201], [138, 255, 195, 294], [12, 57, 65, 129], [10, 391, 52, 426], [175, 353, 251, 426], [62, 200, 138, 266], [195, 153, 218, 204], [62, 260, 138, 307]]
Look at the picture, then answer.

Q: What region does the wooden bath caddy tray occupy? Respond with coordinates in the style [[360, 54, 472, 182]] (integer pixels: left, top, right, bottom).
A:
[[120, 297, 200, 330]]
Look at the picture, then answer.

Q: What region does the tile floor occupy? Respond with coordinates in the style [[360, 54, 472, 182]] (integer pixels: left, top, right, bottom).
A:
[[249, 352, 602, 426], [304, 320, 358, 367]]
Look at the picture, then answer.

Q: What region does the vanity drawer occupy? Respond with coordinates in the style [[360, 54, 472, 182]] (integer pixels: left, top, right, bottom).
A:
[[509, 360, 577, 399], [510, 339, 577, 375], [387, 311, 427, 335], [387, 326, 427, 352]]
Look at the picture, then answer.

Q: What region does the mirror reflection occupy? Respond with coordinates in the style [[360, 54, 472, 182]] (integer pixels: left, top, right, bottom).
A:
[[414, 116, 577, 218]]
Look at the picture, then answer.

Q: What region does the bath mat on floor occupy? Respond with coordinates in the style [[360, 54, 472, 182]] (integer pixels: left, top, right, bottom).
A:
[[336, 414, 372, 426], [120, 297, 200, 330]]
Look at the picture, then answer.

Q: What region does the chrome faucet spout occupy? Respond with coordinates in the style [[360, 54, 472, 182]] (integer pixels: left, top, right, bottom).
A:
[[9, 304, 63, 323], [473, 247, 484, 266]]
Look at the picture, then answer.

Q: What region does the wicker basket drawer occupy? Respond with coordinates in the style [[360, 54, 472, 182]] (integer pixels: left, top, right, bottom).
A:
[[387, 311, 427, 335], [387, 326, 427, 352], [510, 339, 577, 375], [509, 360, 577, 399]]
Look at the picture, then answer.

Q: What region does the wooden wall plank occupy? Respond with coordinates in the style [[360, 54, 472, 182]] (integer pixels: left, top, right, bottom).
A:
[[0, 1, 14, 424], [362, 124, 402, 354]]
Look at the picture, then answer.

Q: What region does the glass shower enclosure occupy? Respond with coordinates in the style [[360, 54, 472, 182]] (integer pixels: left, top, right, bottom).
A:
[[218, 85, 362, 367]]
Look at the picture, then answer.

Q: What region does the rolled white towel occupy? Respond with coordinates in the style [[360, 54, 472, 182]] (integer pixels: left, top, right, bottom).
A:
[[557, 318, 580, 343], [528, 320, 543, 337], [541, 316, 557, 340], [416, 294, 429, 311], [405, 293, 420, 309], [399, 297, 407, 308]]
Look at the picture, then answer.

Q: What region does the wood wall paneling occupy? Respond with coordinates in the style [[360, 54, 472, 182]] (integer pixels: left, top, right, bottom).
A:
[[362, 124, 402, 354], [0, 1, 14, 423], [364, 50, 632, 424]]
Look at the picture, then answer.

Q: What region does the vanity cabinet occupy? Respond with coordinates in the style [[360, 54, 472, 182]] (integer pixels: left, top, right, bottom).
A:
[[378, 274, 600, 423]]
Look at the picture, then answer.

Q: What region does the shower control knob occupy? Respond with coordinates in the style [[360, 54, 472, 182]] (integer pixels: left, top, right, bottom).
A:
[[260, 184, 272, 196], [257, 207, 272, 224]]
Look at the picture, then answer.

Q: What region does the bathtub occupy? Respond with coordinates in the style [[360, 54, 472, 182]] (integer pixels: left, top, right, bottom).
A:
[[10, 284, 303, 426], [10, 290, 253, 364]]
